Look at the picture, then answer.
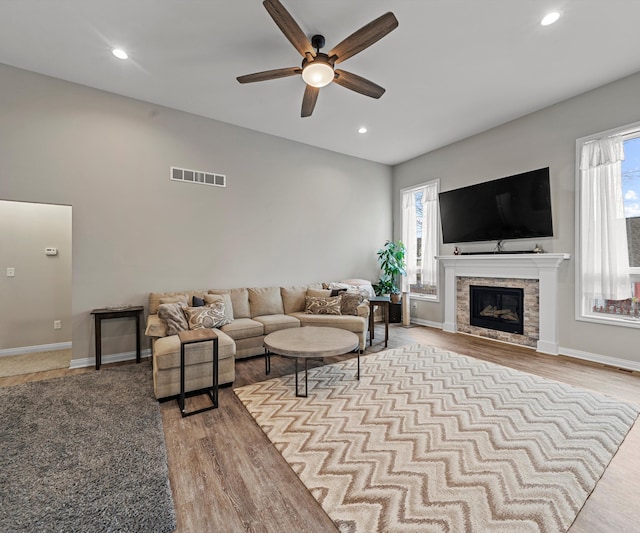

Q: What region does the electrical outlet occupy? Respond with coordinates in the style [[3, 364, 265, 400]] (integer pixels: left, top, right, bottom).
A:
[[6, 267, 15, 277], [54, 320, 61, 330]]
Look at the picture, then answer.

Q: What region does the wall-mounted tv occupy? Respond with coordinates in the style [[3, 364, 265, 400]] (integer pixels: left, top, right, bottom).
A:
[[438, 167, 553, 244]]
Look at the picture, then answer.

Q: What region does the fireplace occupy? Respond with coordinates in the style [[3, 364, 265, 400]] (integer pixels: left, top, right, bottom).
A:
[[437, 253, 570, 353], [470, 285, 524, 335]]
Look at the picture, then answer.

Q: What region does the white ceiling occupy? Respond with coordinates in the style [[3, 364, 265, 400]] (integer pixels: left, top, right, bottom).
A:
[[2, 1, 640, 165]]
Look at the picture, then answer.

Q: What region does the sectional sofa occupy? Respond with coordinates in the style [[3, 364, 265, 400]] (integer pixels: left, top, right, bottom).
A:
[[145, 282, 373, 399]]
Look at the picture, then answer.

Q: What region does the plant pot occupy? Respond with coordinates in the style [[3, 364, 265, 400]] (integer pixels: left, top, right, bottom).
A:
[[390, 294, 401, 304]]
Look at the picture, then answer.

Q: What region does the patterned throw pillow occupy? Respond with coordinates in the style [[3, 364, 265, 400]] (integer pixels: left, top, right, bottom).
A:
[[204, 293, 234, 320], [341, 291, 363, 315], [304, 295, 342, 315], [157, 302, 189, 336], [183, 302, 232, 330]]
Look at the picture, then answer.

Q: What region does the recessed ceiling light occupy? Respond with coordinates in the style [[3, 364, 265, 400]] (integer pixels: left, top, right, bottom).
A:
[[112, 48, 128, 60], [540, 12, 560, 26], [358, 127, 368, 134]]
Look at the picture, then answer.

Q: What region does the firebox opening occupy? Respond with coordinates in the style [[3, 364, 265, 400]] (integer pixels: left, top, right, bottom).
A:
[[470, 285, 524, 335]]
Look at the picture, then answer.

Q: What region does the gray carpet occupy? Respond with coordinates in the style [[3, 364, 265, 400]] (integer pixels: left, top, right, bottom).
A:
[[0, 364, 176, 533]]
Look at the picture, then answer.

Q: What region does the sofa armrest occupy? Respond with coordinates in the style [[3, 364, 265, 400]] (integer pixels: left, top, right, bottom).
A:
[[356, 301, 370, 318], [145, 314, 167, 338]]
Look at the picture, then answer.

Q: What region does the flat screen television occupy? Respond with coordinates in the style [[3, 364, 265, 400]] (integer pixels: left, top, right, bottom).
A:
[[438, 167, 553, 244]]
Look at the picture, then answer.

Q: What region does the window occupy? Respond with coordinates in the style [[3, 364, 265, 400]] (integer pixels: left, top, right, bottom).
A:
[[576, 122, 640, 326], [401, 180, 439, 299]]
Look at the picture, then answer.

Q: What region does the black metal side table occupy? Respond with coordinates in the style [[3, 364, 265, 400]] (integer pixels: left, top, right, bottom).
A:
[[91, 306, 144, 370], [177, 329, 219, 417], [368, 296, 390, 347]]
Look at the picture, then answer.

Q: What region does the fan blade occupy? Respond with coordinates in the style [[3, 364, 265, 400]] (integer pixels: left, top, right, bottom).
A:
[[263, 0, 314, 58], [334, 69, 385, 98], [237, 67, 301, 84], [301, 85, 320, 117], [328, 12, 398, 64]]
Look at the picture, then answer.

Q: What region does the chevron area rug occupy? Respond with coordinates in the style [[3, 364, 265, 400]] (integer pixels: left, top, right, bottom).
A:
[[235, 344, 639, 533]]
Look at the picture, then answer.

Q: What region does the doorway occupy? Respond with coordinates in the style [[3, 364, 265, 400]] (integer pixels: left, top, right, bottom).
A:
[[0, 200, 72, 376]]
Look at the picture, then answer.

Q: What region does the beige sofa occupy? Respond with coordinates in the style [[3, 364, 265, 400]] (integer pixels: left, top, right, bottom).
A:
[[145, 283, 371, 399]]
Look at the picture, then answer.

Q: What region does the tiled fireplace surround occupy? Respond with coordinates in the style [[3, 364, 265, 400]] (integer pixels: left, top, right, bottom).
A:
[[437, 254, 570, 354]]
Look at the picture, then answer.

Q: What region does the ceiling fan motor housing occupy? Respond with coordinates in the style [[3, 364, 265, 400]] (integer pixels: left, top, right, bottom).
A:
[[311, 34, 325, 51]]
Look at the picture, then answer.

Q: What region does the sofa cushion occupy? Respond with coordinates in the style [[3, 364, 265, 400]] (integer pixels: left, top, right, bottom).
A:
[[219, 318, 264, 340], [157, 302, 189, 336], [290, 312, 367, 333], [153, 329, 235, 370], [304, 295, 342, 315], [159, 294, 189, 306], [249, 287, 285, 317], [183, 304, 232, 330], [209, 288, 251, 318], [280, 286, 308, 314], [253, 314, 300, 335], [307, 288, 332, 298], [192, 295, 206, 307], [149, 292, 189, 314], [204, 293, 234, 320]]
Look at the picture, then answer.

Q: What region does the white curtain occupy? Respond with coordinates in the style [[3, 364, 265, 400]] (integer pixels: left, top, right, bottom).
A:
[[402, 189, 417, 291], [421, 183, 439, 287], [580, 134, 631, 300]]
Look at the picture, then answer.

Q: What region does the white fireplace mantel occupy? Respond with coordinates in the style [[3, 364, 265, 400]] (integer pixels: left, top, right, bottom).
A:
[[436, 253, 571, 354]]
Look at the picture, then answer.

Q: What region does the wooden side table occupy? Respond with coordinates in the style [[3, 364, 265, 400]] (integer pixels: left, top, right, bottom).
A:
[[177, 329, 219, 417], [91, 306, 144, 370], [369, 296, 390, 347]]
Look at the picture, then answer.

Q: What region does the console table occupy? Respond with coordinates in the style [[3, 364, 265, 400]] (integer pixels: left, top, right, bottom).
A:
[[91, 306, 144, 370]]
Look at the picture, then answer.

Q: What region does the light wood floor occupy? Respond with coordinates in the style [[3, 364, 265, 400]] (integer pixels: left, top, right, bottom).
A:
[[2, 324, 639, 532]]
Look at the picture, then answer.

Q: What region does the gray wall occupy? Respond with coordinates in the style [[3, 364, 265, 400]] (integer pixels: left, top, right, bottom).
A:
[[394, 71, 640, 364], [0, 64, 392, 363], [0, 200, 72, 350]]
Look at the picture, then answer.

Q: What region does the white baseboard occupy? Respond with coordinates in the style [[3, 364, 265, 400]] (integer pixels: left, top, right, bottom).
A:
[[0, 341, 72, 357], [559, 346, 640, 373], [69, 348, 152, 369], [406, 321, 639, 372], [410, 318, 443, 329]]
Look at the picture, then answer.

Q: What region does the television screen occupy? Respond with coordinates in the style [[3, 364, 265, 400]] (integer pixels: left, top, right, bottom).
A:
[[438, 167, 553, 244]]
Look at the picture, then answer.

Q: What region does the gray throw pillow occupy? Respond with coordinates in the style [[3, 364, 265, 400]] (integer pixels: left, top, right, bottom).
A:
[[341, 291, 363, 315], [157, 302, 189, 336]]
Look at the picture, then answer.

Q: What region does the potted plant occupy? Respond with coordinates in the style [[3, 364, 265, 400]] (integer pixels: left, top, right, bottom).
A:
[[374, 240, 406, 303]]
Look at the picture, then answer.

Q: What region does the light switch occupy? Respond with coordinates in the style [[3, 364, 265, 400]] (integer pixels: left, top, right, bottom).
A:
[[6, 267, 15, 277]]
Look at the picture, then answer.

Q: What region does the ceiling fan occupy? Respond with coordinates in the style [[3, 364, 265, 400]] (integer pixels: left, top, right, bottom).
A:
[[237, 0, 398, 117]]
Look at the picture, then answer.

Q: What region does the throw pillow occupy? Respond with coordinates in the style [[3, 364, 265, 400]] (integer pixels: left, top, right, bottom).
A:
[[157, 302, 189, 336], [204, 293, 234, 320], [330, 288, 348, 297], [183, 303, 232, 330], [304, 295, 342, 315], [341, 291, 363, 315], [192, 295, 205, 307]]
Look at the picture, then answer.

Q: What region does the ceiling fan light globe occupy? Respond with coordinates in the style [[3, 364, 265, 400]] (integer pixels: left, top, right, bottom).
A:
[[302, 62, 334, 88]]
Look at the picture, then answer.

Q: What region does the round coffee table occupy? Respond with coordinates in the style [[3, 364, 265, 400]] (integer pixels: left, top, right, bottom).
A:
[[264, 326, 360, 397]]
